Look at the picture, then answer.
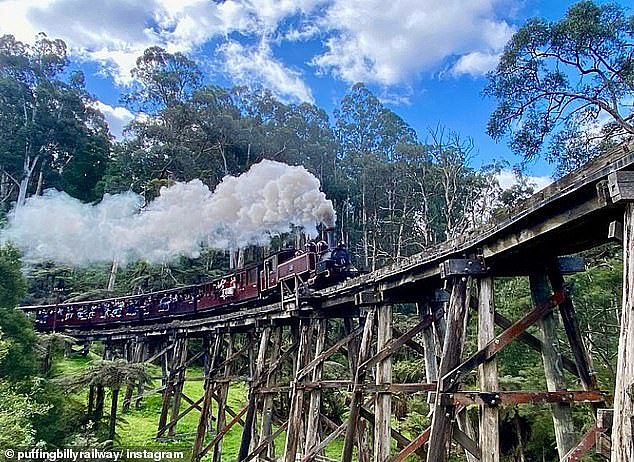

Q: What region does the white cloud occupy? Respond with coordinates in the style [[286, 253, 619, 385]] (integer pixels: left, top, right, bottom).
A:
[[311, 0, 515, 85], [452, 51, 501, 77], [0, 0, 516, 96], [496, 169, 551, 192], [93, 101, 135, 139], [0, 0, 320, 98], [220, 40, 314, 104]]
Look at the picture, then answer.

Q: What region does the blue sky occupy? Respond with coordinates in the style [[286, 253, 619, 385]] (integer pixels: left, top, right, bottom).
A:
[[0, 0, 626, 187]]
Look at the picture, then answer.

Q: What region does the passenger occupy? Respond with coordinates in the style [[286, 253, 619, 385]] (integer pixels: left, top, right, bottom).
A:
[[316, 240, 328, 253], [159, 296, 170, 312]]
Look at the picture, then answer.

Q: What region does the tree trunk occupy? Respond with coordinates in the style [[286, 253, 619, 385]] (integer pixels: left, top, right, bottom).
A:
[[109, 387, 120, 443], [612, 202, 634, 462], [95, 385, 105, 424], [35, 166, 44, 196], [17, 154, 40, 207], [87, 385, 95, 416], [107, 260, 118, 292]]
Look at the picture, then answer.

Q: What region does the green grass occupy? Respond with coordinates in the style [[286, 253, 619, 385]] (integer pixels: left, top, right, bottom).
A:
[[56, 357, 346, 461]]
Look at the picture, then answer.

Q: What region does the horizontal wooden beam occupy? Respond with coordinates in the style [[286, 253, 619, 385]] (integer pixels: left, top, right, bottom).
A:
[[362, 383, 437, 394], [608, 171, 634, 202], [440, 258, 487, 278], [445, 390, 608, 407]]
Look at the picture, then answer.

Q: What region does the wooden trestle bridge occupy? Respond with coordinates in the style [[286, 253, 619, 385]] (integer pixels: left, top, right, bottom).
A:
[[35, 141, 634, 462]]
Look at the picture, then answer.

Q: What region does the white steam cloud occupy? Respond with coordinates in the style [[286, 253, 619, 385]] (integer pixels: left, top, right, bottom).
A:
[[2, 160, 335, 265]]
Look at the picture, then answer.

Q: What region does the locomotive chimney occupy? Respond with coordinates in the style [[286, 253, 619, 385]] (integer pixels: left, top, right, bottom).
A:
[[326, 227, 336, 250]]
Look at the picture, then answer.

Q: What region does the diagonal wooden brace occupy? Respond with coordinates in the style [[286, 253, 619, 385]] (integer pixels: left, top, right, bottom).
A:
[[442, 290, 566, 391]]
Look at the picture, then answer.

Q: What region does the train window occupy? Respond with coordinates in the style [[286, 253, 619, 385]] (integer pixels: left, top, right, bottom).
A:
[[248, 268, 257, 283]]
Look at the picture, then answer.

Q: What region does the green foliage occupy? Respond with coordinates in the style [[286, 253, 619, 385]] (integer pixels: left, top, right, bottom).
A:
[[0, 380, 50, 447], [486, 1, 634, 175], [55, 359, 152, 392], [0, 244, 26, 308], [0, 33, 111, 205]]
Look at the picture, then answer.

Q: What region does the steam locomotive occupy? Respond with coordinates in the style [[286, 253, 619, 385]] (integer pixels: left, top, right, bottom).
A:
[[27, 228, 358, 331]]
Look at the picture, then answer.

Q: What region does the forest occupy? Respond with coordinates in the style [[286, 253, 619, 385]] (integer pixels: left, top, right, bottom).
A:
[[0, 1, 632, 460]]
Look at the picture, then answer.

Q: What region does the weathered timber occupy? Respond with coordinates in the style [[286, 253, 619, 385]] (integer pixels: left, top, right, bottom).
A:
[[238, 327, 271, 462], [160, 395, 205, 435], [548, 266, 598, 393], [478, 277, 499, 462], [393, 427, 431, 462], [612, 201, 634, 462], [296, 324, 362, 381], [426, 276, 470, 462], [609, 220, 624, 242], [358, 309, 439, 373], [158, 337, 187, 438], [493, 311, 579, 377], [357, 406, 421, 457], [344, 317, 369, 462], [123, 338, 144, 412], [608, 171, 634, 202], [453, 425, 481, 460], [440, 258, 487, 278], [305, 319, 327, 456], [303, 421, 347, 462], [561, 424, 604, 462], [419, 301, 439, 404], [530, 273, 577, 460], [446, 390, 607, 406], [284, 320, 313, 462], [168, 337, 189, 437], [246, 422, 288, 462], [192, 334, 221, 462], [258, 327, 282, 460], [212, 334, 233, 462], [374, 304, 393, 462], [442, 290, 566, 390], [342, 309, 376, 462], [201, 404, 249, 460]]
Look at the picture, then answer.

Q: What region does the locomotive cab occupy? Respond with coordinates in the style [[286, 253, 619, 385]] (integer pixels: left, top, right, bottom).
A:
[[313, 229, 359, 284]]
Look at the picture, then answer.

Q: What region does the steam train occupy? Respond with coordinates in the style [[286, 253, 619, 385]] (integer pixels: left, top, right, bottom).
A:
[[26, 229, 358, 331]]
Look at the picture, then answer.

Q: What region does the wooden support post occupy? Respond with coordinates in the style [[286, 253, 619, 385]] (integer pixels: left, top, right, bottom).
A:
[[426, 276, 469, 462], [192, 334, 221, 462], [344, 317, 369, 462], [212, 334, 233, 462], [238, 328, 271, 462], [478, 277, 499, 462], [374, 304, 393, 462], [548, 266, 598, 392], [284, 319, 313, 462], [123, 337, 144, 412], [158, 337, 178, 438], [135, 340, 147, 409], [161, 338, 170, 388], [612, 201, 634, 462], [305, 319, 327, 455], [419, 302, 439, 404], [530, 272, 576, 460], [168, 337, 189, 437], [342, 309, 376, 462], [259, 327, 282, 460]]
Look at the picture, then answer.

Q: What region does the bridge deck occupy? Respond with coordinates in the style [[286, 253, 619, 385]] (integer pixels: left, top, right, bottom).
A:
[[51, 140, 634, 340]]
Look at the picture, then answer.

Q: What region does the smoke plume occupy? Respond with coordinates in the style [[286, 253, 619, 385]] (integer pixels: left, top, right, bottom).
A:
[[2, 160, 335, 265]]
